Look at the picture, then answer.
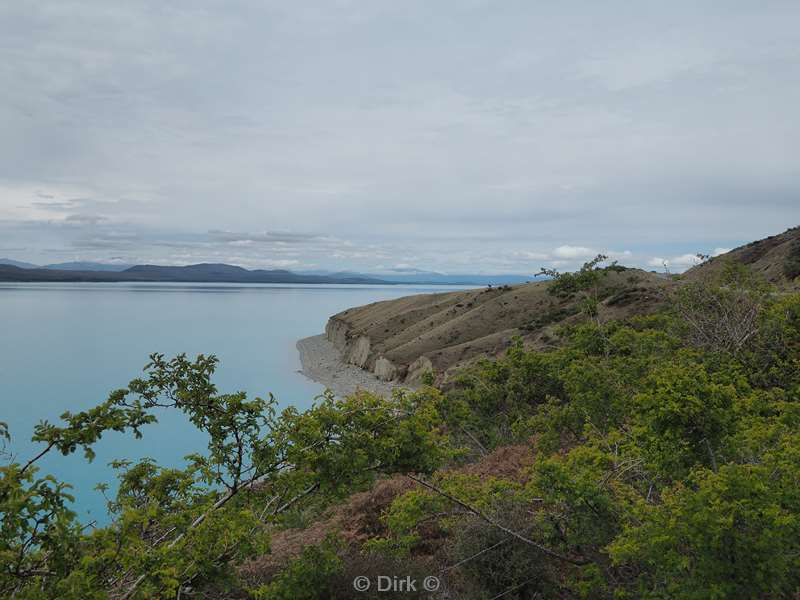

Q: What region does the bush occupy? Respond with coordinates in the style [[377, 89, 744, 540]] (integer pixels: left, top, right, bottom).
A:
[[0, 356, 446, 599], [673, 262, 770, 354], [254, 536, 438, 600], [609, 463, 800, 599], [447, 502, 554, 600]]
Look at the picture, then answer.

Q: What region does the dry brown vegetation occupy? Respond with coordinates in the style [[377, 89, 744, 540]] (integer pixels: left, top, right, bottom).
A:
[[684, 225, 800, 287], [239, 444, 536, 588], [325, 227, 800, 388], [327, 268, 669, 386]]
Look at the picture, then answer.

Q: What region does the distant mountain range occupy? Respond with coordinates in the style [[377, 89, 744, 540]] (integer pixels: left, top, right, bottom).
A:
[[0, 259, 133, 271], [0, 258, 40, 269], [0, 259, 535, 285], [43, 261, 135, 272], [297, 269, 535, 285], [0, 262, 388, 284]]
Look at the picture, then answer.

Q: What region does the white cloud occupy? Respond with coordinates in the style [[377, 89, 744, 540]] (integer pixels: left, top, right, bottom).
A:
[[0, 2, 796, 269], [552, 245, 598, 260], [674, 254, 707, 267], [515, 251, 551, 261], [543, 246, 632, 263], [647, 253, 705, 271]]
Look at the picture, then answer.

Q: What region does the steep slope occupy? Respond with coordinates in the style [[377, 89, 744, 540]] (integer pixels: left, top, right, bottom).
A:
[[323, 226, 800, 386], [684, 226, 800, 288], [325, 268, 669, 385]]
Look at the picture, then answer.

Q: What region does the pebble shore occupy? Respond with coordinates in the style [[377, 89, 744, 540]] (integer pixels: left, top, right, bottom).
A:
[[296, 334, 407, 398]]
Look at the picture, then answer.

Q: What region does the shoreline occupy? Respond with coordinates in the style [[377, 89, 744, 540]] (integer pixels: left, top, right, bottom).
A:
[[296, 334, 408, 398]]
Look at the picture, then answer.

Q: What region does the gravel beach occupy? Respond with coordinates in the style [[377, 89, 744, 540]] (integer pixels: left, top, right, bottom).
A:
[[296, 334, 408, 398]]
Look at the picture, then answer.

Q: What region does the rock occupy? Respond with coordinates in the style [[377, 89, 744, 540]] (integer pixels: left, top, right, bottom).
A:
[[405, 356, 433, 385], [373, 356, 398, 381], [346, 335, 371, 368]]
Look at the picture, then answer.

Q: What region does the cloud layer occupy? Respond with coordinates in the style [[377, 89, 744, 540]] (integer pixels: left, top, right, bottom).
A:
[[1, 1, 798, 272]]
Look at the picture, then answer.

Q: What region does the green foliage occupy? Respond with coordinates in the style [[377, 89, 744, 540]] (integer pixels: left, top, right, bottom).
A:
[[384, 473, 522, 538], [609, 463, 800, 599], [442, 318, 681, 453], [631, 359, 738, 478], [539, 254, 611, 299], [440, 338, 563, 451], [529, 441, 627, 552], [370, 279, 800, 599], [748, 293, 800, 389], [253, 534, 436, 600], [0, 355, 446, 598], [252, 535, 344, 600], [4, 273, 800, 599]]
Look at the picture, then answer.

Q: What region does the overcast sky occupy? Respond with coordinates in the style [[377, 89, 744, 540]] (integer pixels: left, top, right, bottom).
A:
[[1, 1, 797, 274]]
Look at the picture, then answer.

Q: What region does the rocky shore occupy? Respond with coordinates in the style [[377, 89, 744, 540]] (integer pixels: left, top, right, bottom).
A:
[[296, 334, 407, 398]]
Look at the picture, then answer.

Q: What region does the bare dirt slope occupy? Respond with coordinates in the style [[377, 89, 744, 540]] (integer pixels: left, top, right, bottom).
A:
[[325, 268, 669, 386], [320, 227, 799, 387], [684, 226, 800, 288]]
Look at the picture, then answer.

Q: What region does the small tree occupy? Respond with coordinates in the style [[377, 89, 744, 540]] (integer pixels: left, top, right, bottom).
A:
[[0, 354, 445, 598], [673, 262, 770, 354], [539, 254, 612, 325]]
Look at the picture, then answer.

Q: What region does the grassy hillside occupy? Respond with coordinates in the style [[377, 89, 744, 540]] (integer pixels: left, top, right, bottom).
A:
[[326, 268, 668, 385], [325, 227, 800, 387], [684, 225, 800, 287]]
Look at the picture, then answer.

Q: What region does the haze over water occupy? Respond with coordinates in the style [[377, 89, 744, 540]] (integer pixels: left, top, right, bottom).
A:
[[0, 282, 465, 521]]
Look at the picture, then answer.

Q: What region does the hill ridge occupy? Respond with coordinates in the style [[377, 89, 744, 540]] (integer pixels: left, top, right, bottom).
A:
[[0, 263, 389, 285], [324, 226, 800, 386]]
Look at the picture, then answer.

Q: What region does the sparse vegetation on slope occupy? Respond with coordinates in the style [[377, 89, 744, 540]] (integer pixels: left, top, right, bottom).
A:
[[257, 265, 800, 600], [684, 226, 800, 288], [325, 265, 668, 387], [3, 228, 800, 599], [324, 228, 800, 388]]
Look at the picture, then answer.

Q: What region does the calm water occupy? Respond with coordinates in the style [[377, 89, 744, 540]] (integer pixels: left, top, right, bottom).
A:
[[0, 282, 466, 521]]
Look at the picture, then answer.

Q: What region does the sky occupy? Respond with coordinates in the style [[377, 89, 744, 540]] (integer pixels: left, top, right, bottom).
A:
[[0, 1, 798, 274]]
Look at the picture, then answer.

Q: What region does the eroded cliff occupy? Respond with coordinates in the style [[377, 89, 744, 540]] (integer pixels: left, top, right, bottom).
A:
[[324, 268, 668, 385]]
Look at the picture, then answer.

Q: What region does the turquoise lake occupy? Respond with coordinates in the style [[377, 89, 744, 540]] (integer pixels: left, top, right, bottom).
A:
[[0, 282, 466, 522]]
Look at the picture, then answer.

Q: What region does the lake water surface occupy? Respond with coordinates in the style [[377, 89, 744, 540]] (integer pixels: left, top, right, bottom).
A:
[[0, 282, 466, 521]]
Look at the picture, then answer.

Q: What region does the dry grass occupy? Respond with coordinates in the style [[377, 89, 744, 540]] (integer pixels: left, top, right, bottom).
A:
[[329, 269, 670, 386]]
